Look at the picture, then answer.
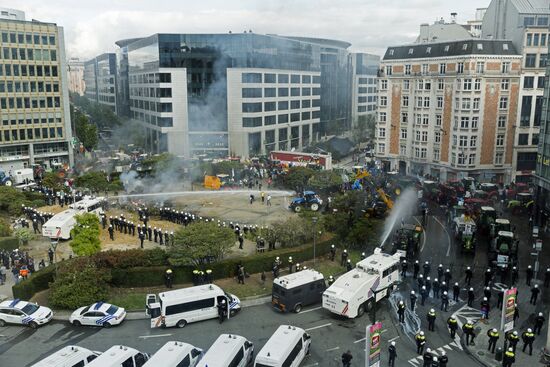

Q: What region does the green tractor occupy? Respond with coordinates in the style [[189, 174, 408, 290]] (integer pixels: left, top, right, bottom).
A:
[[488, 231, 519, 269], [490, 218, 511, 239], [452, 217, 477, 253], [447, 205, 467, 225], [507, 192, 534, 215], [391, 224, 422, 259], [477, 206, 497, 235]]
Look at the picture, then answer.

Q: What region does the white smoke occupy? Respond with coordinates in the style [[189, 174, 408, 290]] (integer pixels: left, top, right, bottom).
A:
[[380, 187, 418, 247]]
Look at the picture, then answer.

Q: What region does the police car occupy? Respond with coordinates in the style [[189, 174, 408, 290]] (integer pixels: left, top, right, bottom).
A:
[[0, 299, 53, 328], [70, 301, 126, 327]]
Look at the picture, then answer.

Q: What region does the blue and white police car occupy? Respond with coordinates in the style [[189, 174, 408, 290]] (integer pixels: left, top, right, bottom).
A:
[[0, 298, 53, 328], [70, 301, 126, 328]]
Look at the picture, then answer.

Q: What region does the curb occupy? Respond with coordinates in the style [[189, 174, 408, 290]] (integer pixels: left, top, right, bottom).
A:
[[461, 323, 500, 367], [51, 295, 272, 322]]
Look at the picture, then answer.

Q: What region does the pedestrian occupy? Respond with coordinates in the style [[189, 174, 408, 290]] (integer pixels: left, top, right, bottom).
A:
[[497, 288, 504, 309], [441, 291, 449, 312], [420, 286, 428, 306], [341, 350, 353, 367], [417, 274, 425, 292], [238, 265, 245, 285], [427, 309, 436, 331], [522, 328, 535, 355], [437, 264, 444, 280], [327, 275, 335, 286], [260, 271, 266, 284], [481, 297, 490, 319], [487, 328, 499, 353], [507, 331, 520, 352], [526, 265, 533, 286], [413, 260, 420, 279], [534, 312, 545, 335], [545, 268, 550, 288], [330, 245, 336, 261], [48, 248, 54, 263], [410, 290, 417, 312], [438, 351, 448, 367], [397, 301, 406, 323], [415, 331, 426, 354], [462, 321, 475, 345], [388, 341, 397, 367], [513, 306, 520, 327], [341, 249, 348, 266], [433, 278, 440, 298], [138, 231, 145, 249], [401, 260, 408, 278], [108, 225, 114, 241], [266, 194, 271, 206], [530, 284, 540, 305], [360, 252, 366, 260], [484, 286, 492, 303], [465, 266, 473, 286], [423, 261, 430, 277], [422, 348, 432, 367], [511, 266, 518, 285], [288, 256, 293, 273], [452, 282, 460, 302], [484, 268, 492, 287], [218, 299, 227, 323], [238, 234, 244, 250], [261, 191, 265, 204], [164, 269, 173, 288], [447, 316, 458, 338], [502, 347, 515, 367], [444, 269, 452, 284], [467, 287, 475, 307], [346, 259, 353, 272]]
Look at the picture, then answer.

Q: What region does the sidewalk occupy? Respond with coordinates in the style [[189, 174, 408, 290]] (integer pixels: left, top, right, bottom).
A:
[[463, 282, 547, 367], [0, 270, 15, 301]]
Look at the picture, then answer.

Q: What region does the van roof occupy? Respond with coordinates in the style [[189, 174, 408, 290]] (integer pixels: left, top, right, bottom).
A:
[[197, 334, 248, 367], [144, 341, 196, 367], [498, 231, 514, 238], [43, 209, 78, 227], [496, 218, 510, 224], [31, 346, 97, 367], [256, 325, 305, 363], [356, 251, 399, 271], [69, 196, 104, 210], [86, 345, 142, 366], [160, 284, 223, 302], [273, 269, 324, 289]]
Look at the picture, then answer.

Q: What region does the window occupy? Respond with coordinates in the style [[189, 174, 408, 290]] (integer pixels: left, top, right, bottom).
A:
[[468, 154, 476, 165], [438, 79, 444, 90], [499, 97, 508, 109], [458, 153, 466, 165], [437, 96, 443, 108], [301, 75, 311, 84], [542, 34, 548, 47], [534, 34, 540, 46], [402, 96, 409, 107], [175, 355, 191, 367], [527, 33, 533, 46], [459, 135, 468, 147], [416, 97, 423, 108], [242, 103, 262, 113], [422, 64, 428, 75], [538, 76, 546, 89], [476, 62, 484, 73], [403, 80, 410, 90], [525, 54, 536, 68], [377, 143, 385, 154], [228, 348, 245, 367], [385, 66, 392, 75], [264, 73, 276, 83], [415, 131, 421, 141], [380, 80, 388, 90], [400, 145, 407, 156], [426, 47, 431, 54], [278, 88, 289, 97], [380, 96, 387, 106], [463, 79, 472, 90], [501, 79, 509, 90], [291, 74, 301, 83], [457, 62, 464, 74], [434, 149, 440, 161], [435, 131, 441, 143], [498, 115, 506, 128], [122, 357, 134, 367], [417, 80, 424, 90], [278, 74, 289, 83], [532, 133, 539, 146], [421, 131, 428, 142], [524, 76, 535, 89], [278, 101, 288, 110], [541, 54, 548, 68], [471, 116, 479, 129], [414, 147, 420, 158], [242, 73, 262, 83], [439, 63, 446, 74], [435, 114, 442, 126], [518, 134, 529, 146], [538, 17, 549, 26], [474, 79, 481, 91], [421, 148, 427, 159], [472, 98, 480, 110], [495, 152, 503, 165], [291, 87, 300, 96], [264, 88, 276, 97], [422, 115, 429, 126], [165, 298, 215, 315], [282, 339, 303, 367], [462, 98, 471, 110], [379, 112, 386, 123], [496, 134, 505, 146], [379, 128, 386, 138], [264, 102, 276, 112], [402, 113, 408, 123], [278, 114, 288, 124], [501, 62, 510, 73], [470, 136, 477, 147], [400, 129, 407, 139], [242, 88, 262, 98], [159, 73, 171, 82], [460, 117, 469, 129], [524, 17, 535, 26], [423, 97, 430, 108], [405, 64, 411, 75], [243, 117, 262, 127], [290, 100, 300, 109], [290, 113, 300, 122]]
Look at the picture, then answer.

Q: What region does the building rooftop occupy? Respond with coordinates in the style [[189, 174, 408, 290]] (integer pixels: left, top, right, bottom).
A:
[[115, 38, 145, 48], [510, 0, 550, 14], [415, 22, 475, 44], [383, 39, 519, 60]]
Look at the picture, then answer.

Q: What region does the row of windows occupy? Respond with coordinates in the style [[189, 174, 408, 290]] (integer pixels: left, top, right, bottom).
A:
[[358, 77, 376, 85], [0, 127, 63, 142], [165, 298, 215, 316], [242, 99, 320, 113], [242, 111, 321, 127], [357, 105, 376, 113], [526, 32, 549, 47], [0, 80, 59, 93], [523, 16, 548, 27], [387, 60, 512, 77], [1, 47, 57, 62], [131, 110, 174, 127], [131, 99, 173, 113], [358, 86, 376, 94], [242, 87, 320, 98], [0, 63, 59, 78], [524, 53, 548, 68], [518, 133, 539, 146], [1, 32, 56, 46], [358, 96, 377, 103], [130, 72, 172, 84], [242, 72, 320, 84], [523, 75, 545, 89], [0, 96, 61, 109], [2, 116, 62, 126], [130, 87, 172, 98]]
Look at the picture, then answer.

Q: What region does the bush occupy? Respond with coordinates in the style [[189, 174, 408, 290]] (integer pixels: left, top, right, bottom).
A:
[[0, 218, 11, 237], [94, 248, 168, 269], [48, 259, 111, 309], [0, 237, 18, 251], [12, 266, 56, 300]]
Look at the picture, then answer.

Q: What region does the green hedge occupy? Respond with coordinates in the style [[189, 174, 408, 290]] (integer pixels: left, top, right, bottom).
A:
[[12, 266, 56, 300], [0, 237, 18, 251], [13, 239, 335, 299]]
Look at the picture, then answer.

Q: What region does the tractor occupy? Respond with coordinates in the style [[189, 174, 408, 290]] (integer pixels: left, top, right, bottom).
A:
[[289, 191, 323, 213], [507, 192, 534, 215], [0, 170, 13, 186], [477, 206, 497, 235], [490, 218, 511, 239], [391, 224, 422, 259], [447, 205, 467, 225], [488, 231, 518, 269], [452, 216, 477, 253]]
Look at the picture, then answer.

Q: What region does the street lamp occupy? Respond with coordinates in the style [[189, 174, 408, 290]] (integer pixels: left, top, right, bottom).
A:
[[312, 217, 318, 267]]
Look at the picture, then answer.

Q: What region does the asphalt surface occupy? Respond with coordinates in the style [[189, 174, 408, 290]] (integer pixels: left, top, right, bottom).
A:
[[1, 201, 547, 367]]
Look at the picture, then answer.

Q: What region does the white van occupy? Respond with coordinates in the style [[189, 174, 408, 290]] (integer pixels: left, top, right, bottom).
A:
[[197, 334, 254, 367], [254, 325, 311, 367], [143, 341, 203, 367], [86, 345, 149, 367], [30, 346, 100, 367], [147, 284, 241, 328]]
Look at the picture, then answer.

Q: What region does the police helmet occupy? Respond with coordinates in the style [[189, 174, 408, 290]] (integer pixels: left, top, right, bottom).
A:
[[391, 341, 396, 346], [535, 284, 539, 288], [539, 312, 543, 316], [399, 300, 404, 305], [470, 287, 474, 291], [434, 278, 438, 282], [483, 297, 487, 301], [166, 269, 173, 274], [426, 347, 431, 352], [467, 266, 470, 270], [419, 274, 424, 278], [508, 347, 513, 352], [443, 291, 447, 295], [420, 331, 424, 336], [528, 328, 532, 332], [427, 277, 431, 281], [513, 331, 518, 335], [492, 328, 497, 332], [411, 290, 416, 295], [425, 261, 429, 264], [430, 308, 435, 313], [455, 282, 459, 286]]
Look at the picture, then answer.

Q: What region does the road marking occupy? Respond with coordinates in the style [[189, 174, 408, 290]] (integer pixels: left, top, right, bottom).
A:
[[325, 346, 340, 352], [301, 306, 322, 314], [407, 337, 463, 366], [413, 217, 427, 252], [389, 336, 400, 342], [138, 333, 172, 339], [305, 323, 332, 331], [353, 337, 366, 344], [303, 363, 319, 367], [433, 216, 452, 257]]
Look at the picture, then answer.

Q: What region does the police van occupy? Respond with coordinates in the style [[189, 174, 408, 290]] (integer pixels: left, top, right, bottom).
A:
[[42, 196, 105, 239], [147, 284, 241, 328], [254, 325, 311, 367], [197, 334, 254, 367], [0, 298, 53, 328], [272, 269, 325, 313], [322, 248, 400, 318], [86, 345, 149, 367], [30, 346, 100, 367], [143, 341, 203, 367]]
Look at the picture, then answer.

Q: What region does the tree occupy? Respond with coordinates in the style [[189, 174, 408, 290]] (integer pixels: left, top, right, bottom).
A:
[[308, 170, 343, 192], [49, 258, 111, 309], [0, 187, 45, 216], [74, 171, 110, 192], [0, 218, 11, 237], [42, 172, 64, 192], [264, 215, 323, 248], [281, 167, 315, 191], [74, 112, 98, 151], [169, 222, 235, 267], [14, 228, 35, 246], [70, 213, 101, 256]]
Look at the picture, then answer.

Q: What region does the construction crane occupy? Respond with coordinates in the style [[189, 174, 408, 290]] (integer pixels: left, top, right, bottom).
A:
[[376, 188, 394, 210]]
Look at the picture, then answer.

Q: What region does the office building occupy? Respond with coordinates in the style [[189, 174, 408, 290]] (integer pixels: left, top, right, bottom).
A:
[[482, 0, 550, 182], [115, 38, 142, 117], [375, 39, 521, 183], [350, 53, 379, 128], [122, 33, 351, 158], [83, 53, 118, 113], [67, 57, 85, 95], [0, 9, 74, 171]]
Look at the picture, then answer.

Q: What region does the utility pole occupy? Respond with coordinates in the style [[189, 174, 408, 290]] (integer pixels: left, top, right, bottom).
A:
[[312, 217, 318, 267]]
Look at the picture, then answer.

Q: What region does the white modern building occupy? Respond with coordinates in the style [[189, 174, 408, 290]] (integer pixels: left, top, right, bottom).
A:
[[84, 53, 118, 113], [350, 53, 379, 129], [67, 58, 85, 96]]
